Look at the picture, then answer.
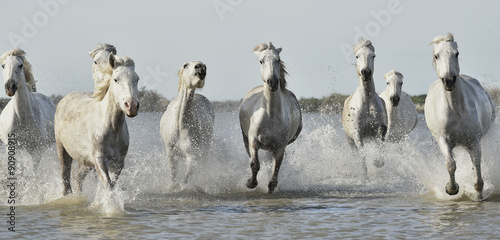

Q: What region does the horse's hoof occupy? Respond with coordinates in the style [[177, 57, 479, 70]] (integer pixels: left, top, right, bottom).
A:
[[246, 178, 258, 189], [445, 182, 459, 195]]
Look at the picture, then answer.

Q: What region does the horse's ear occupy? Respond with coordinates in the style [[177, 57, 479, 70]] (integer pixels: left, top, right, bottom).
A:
[[109, 53, 116, 69], [275, 47, 282, 54]]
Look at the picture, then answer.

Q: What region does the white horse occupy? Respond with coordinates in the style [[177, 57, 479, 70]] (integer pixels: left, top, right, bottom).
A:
[[239, 42, 302, 193], [425, 33, 495, 200], [89, 43, 116, 91], [0, 48, 55, 166], [342, 38, 387, 173], [160, 61, 214, 187], [55, 55, 139, 195], [379, 70, 418, 141]]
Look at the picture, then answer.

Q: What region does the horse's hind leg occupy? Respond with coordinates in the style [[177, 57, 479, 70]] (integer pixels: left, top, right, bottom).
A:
[[75, 164, 92, 193], [467, 141, 484, 200], [246, 139, 260, 189], [57, 143, 73, 195], [268, 147, 285, 193], [437, 136, 459, 195]]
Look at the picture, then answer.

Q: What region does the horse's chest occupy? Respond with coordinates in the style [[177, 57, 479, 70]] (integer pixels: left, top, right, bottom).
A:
[[252, 117, 289, 147]]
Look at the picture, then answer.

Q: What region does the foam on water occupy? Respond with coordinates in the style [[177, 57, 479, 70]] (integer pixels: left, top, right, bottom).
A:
[[1, 111, 500, 211]]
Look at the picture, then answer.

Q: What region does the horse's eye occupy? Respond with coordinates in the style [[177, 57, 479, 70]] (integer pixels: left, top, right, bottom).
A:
[[355, 56, 358, 59], [114, 79, 118, 83], [456, 52, 459, 57], [94, 61, 97, 65], [400, 82, 403, 85], [386, 82, 389, 85], [434, 55, 439, 60], [373, 55, 376, 59], [19, 64, 23, 69], [259, 60, 263, 64], [277, 58, 281, 62], [1, 64, 4, 69]]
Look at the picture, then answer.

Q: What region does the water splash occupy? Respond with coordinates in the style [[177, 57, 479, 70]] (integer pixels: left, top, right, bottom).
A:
[[1, 112, 500, 208]]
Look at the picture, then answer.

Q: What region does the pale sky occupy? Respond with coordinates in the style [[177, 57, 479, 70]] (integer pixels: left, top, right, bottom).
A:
[[1, 0, 499, 101]]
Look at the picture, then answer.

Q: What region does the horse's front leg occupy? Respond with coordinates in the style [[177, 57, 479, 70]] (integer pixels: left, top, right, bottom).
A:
[[246, 138, 260, 189], [351, 133, 368, 177], [57, 143, 73, 196], [95, 154, 114, 190], [268, 147, 285, 193], [75, 164, 92, 193], [437, 136, 459, 195], [467, 140, 484, 200]]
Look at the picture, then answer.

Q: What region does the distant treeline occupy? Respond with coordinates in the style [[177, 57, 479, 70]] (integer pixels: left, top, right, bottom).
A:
[[1, 88, 499, 114]]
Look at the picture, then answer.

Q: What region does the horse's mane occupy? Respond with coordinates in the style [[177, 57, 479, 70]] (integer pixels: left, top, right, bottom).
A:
[[253, 42, 288, 90], [93, 56, 135, 101], [89, 43, 117, 58], [353, 38, 375, 54], [384, 70, 404, 80], [430, 33, 454, 45], [1, 48, 37, 92]]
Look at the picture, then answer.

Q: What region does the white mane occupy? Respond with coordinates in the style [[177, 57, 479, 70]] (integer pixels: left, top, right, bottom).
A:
[[353, 38, 375, 54], [384, 70, 404, 80], [429, 33, 455, 45]]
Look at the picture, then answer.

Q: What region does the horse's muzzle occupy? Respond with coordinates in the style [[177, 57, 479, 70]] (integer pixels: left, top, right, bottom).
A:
[[390, 96, 400, 107], [361, 68, 372, 81], [442, 76, 457, 91], [267, 77, 279, 91], [125, 101, 139, 117], [5, 80, 17, 97]]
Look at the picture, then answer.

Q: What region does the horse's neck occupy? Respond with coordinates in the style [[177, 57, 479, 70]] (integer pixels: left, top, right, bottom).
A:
[[356, 77, 378, 104], [100, 87, 125, 133], [263, 86, 284, 117], [177, 86, 196, 129], [12, 76, 34, 118], [442, 77, 466, 110], [386, 104, 398, 128]]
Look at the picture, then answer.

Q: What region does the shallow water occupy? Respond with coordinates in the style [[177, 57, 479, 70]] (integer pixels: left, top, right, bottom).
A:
[[1, 112, 500, 239]]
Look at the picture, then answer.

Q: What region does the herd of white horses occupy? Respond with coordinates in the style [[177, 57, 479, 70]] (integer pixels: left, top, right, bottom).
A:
[[0, 33, 496, 201]]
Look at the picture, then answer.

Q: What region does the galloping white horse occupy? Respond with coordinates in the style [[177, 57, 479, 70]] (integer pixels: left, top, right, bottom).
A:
[[379, 70, 417, 141], [425, 33, 495, 200], [160, 61, 214, 187], [89, 43, 117, 91], [342, 38, 387, 173], [55, 55, 139, 195], [239, 42, 302, 193], [0, 48, 55, 165]]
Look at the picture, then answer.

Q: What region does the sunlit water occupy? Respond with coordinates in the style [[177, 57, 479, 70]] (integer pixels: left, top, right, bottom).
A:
[[1, 112, 500, 239]]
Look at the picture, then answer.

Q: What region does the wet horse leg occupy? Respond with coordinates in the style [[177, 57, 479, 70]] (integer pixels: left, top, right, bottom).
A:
[[57, 143, 73, 195], [95, 155, 114, 190], [268, 147, 285, 193], [467, 140, 484, 200], [437, 136, 459, 195], [246, 139, 260, 189], [75, 164, 92, 193]]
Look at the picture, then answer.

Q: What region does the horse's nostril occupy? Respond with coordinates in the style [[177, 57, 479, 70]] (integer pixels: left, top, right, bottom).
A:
[[124, 102, 130, 109]]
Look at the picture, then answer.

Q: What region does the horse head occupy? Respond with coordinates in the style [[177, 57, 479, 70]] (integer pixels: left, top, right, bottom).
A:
[[1, 48, 35, 96], [431, 33, 460, 91], [110, 56, 140, 117], [384, 70, 404, 107], [253, 42, 283, 92], [179, 61, 207, 91], [89, 43, 117, 86], [354, 38, 375, 82]]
